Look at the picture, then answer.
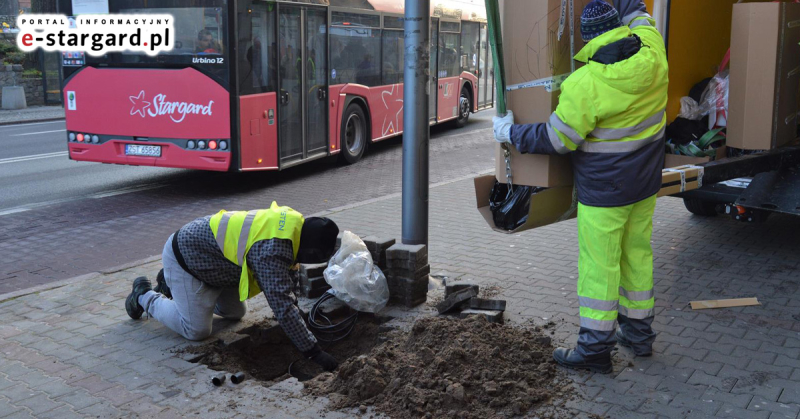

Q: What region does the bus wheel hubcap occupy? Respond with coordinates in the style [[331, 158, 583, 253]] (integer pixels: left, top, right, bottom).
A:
[[345, 114, 363, 154], [460, 95, 470, 119]]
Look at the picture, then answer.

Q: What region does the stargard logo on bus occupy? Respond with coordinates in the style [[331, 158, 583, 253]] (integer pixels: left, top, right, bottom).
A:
[[129, 90, 214, 123]]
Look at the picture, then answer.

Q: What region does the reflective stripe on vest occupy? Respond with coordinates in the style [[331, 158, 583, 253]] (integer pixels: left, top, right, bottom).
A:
[[209, 202, 304, 301], [591, 109, 666, 140], [579, 125, 665, 154]]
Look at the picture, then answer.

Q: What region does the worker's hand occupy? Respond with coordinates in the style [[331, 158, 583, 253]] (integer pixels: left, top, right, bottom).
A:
[[311, 350, 339, 372], [493, 110, 514, 144]]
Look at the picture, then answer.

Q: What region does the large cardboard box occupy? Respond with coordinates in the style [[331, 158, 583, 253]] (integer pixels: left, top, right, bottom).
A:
[[495, 0, 592, 187], [664, 147, 727, 168], [727, 3, 800, 150], [476, 165, 704, 234]]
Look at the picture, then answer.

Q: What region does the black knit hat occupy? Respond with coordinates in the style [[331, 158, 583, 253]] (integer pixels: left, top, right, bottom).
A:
[[297, 217, 339, 264], [581, 0, 621, 42]]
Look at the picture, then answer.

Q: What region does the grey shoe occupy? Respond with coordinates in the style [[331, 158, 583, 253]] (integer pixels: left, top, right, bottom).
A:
[[616, 328, 653, 357], [553, 347, 612, 374]]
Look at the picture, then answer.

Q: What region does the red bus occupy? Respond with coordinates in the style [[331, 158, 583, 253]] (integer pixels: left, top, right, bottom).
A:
[[59, 0, 495, 172]]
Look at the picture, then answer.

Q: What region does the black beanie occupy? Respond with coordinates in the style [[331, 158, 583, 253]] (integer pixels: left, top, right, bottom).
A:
[[297, 217, 339, 263]]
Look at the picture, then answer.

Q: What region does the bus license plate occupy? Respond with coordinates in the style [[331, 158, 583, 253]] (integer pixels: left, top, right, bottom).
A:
[[125, 144, 161, 157]]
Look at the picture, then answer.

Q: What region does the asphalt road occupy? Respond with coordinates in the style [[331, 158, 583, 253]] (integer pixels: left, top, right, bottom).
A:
[[0, 110, 497, 293], [0, 120, 183, 211]]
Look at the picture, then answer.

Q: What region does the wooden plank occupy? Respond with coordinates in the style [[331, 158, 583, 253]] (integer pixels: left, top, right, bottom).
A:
[[690, 297, 760, 310]]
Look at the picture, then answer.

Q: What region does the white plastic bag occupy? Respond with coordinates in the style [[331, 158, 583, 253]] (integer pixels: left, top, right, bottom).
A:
[[323, 231, 389, 313], [678, 97, 702, 120], [699, 71, 729, 130]]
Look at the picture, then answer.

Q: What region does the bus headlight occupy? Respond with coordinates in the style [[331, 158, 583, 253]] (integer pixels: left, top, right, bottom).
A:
[[187, 140, 196, 149], [68, 132, 76, 141], [219, 140, 228, 150], [198, 140, 206, 149]]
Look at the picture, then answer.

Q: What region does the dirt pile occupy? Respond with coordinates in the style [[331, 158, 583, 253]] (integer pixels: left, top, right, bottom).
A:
[[307, 315, 573, 419]]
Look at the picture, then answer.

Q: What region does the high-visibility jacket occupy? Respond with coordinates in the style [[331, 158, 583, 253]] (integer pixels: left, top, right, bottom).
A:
[[510, 13, 668, 207], [208, 202, 304, 301]]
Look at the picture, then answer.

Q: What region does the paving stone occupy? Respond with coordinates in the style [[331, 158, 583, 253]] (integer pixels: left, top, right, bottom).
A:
[[675, 356, 724, 376], [35, 405, 84, 419], [564, 399, 611, 416], [644, 363, 695, 383], [436, 287, 477, 314], [747, 360, 793, 380], [70, 374, 117, 393], [595, 388, 647, 411], [444, 283, 479, 297], [604, 406, 657, 419], [299, 263, 327, 280], [715, 404, 771, 419], [468, 298, 506, 311], [14, 393, 62, 416], [94, 385, 145, 407], [669, 392, 722, 415], [30, 379, 78, 399], [585, 373, 635, 395], [459, 309, 503, 324], [748, 396, 800, 418], [702, 388, 754, 409], [687, 370, 737, 391], [616, 369, 664, 389]]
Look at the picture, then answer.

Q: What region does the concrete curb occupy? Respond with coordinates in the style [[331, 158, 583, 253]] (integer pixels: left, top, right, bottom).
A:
[[0, 117, 65, 126], [0, 255, 161, 303], [0, 169, 493, 304]]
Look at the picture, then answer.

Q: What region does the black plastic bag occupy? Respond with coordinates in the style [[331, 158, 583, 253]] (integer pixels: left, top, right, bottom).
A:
[[489, 181, 545, 231]]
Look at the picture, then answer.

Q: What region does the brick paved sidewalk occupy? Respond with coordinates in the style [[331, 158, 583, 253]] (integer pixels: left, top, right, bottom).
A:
[[0, 106, 64, 125], [2, 176, 800, 418]]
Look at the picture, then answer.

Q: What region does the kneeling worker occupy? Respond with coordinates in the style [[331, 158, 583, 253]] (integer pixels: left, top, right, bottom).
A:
[[125, 202, 340, 372], [493, 0, 667, 372]]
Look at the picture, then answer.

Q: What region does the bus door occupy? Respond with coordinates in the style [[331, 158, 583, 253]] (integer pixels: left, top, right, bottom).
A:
[[277, 5, 329, 165], [429, 17, 439, 123]]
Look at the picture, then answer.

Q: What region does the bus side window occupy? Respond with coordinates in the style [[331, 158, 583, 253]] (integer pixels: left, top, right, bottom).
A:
[[331, 13, 381, 87], [381, 29, 403, 85], [238, 1, 277, 95]]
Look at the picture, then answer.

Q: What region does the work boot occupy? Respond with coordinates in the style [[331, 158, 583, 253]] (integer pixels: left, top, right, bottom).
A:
[[125, 276, 152, 320], [616, 328, 653, 357], [153, 269, 172, 299], [553, 347, 613, 374]]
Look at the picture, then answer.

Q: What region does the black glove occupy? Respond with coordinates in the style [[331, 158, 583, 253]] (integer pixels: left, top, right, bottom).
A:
[[310, 350, 339, 372]]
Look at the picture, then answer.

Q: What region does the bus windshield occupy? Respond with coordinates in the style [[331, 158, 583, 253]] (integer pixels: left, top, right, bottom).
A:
[[85, 0, 229, 86]]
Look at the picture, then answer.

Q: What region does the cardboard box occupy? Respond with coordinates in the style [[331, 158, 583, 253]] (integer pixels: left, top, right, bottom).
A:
[[474, 175, 576, 234], [496, 0, 592, 187], [476, 165, 703, 234], [664, 146, 727, 168], [727, 3, 800, 150], [494, 145, 573, 187]]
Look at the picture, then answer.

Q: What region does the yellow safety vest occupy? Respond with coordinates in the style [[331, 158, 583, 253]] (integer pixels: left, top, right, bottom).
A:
[[209, 201, 304, 301]]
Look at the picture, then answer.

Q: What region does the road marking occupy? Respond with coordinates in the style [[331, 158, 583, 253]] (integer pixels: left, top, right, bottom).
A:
[[0, 120, 64, 129], [0, 182, 167, 217], [0, 151, 68, 165], [10, 129, 66, 136]]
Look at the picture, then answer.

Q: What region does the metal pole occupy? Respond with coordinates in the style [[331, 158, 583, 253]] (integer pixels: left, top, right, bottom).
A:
[[402, 0, 430, 245]]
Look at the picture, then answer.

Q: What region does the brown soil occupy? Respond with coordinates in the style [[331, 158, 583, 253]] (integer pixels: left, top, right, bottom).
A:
[[306, 315, 575, 419], [183, 312, 391, 383]]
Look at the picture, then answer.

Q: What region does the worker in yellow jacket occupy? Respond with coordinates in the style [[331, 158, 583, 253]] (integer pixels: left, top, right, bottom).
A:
[[493, 0, 668, 373], [124, 202, 340, 372]]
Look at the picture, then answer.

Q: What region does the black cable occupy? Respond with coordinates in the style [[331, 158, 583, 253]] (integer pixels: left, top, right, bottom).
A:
[[307, 291, 359, 343]]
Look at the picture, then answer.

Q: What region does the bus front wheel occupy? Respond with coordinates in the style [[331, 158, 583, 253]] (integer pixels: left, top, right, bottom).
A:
[[454, 86, 471, 128], [339, 103, 368, 165]]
